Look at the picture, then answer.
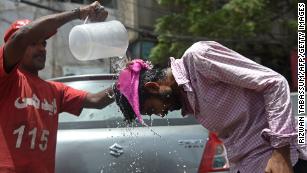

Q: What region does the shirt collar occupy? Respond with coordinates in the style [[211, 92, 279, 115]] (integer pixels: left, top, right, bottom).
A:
[[170, 57, 193, 92]]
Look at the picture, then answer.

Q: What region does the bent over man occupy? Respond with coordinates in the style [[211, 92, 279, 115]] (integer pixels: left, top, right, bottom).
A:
[[115, 41, 307, 173]]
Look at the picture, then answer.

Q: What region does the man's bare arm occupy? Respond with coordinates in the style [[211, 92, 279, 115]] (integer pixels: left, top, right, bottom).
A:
[[83, 87, 115, 109], [265, 145, 293, 173]]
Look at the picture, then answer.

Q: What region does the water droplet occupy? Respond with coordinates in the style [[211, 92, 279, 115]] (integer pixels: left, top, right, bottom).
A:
[[166, 118, 170, 126]]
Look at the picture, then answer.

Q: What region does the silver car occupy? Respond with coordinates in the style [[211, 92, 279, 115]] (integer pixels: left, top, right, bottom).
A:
[[52, 74, 229, 173]]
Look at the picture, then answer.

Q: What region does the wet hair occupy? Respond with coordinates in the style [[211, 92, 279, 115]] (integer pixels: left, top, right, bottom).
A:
[[114, 67, 168, 123], [114, 85, 135, 123]]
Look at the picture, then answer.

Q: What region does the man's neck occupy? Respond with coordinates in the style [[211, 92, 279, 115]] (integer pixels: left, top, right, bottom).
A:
[[163, 67, 179, 94], [19, 66, 39, 76], [166, 68, 177, 86]]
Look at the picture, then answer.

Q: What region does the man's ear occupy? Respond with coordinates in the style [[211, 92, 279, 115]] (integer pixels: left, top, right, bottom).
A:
[[144, 82, 160, 94]]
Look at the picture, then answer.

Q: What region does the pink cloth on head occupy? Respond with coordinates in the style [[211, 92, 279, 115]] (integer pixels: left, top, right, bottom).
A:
[[117, 59, 151, 125]]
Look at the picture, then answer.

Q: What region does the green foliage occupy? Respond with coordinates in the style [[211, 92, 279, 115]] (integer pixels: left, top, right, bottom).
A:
[[150, 0, 298, 79]]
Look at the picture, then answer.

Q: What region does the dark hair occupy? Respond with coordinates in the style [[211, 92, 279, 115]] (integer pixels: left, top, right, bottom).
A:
[[114, 67, 167, 123]]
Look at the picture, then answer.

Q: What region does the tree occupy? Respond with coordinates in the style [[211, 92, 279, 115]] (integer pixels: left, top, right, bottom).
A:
[[149, 0, 298, 81]]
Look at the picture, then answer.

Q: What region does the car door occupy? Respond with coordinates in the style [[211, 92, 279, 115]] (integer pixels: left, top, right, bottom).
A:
[[55, 78, 209, 173]]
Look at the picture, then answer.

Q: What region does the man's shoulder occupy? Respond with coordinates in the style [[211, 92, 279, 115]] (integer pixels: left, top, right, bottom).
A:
[[182, 41, 213, 59], [45, 80, 65, 91], [45, 80, 84, 95]]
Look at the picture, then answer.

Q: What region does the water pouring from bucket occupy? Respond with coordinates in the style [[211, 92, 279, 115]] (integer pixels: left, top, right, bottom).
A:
[[69, 20, 129, 61]]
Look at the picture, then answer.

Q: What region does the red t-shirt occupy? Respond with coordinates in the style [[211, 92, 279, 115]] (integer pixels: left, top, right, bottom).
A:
[[0, 46, 87, 173]]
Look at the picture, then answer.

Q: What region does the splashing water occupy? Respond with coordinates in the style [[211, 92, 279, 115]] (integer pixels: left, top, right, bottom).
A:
[[103, 97, 187, 173], [148, 127, 162, 138], [166, 118, 170, 126], [143, 124, 190, 172], [111, 56, 129, 73], [100, 121, 188, 173], [150, 116, 154, 126]]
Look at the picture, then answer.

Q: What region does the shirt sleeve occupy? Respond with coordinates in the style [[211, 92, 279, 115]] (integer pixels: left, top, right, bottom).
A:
[[54, 82, 88, 116], [0, 45, 18, 78], [184, 41, 297, 148], [0, 45, 7, 77]]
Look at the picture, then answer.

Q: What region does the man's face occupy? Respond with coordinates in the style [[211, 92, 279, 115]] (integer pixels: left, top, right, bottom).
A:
[[20, 40, 47, 72], [140, 94, 181, 117]]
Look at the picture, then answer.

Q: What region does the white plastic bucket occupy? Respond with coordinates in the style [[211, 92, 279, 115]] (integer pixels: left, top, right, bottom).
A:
[[69, 20, 129, 61]]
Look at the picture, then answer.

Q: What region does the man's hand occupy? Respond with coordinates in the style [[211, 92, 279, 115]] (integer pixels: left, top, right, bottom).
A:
[[80, 1, 108, 22], [265, 146, 293, 173]]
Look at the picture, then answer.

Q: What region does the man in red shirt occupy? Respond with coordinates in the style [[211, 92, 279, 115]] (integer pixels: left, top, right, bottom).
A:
[[0, 1, 114, 173]]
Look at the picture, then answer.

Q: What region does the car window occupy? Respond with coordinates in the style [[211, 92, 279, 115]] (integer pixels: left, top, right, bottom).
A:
[[59, 80, 184, 123]]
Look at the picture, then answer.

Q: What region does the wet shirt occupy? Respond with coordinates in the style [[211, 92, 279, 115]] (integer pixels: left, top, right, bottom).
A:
[[0, 46, 87, 173], [170, 41, 307, 173]]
